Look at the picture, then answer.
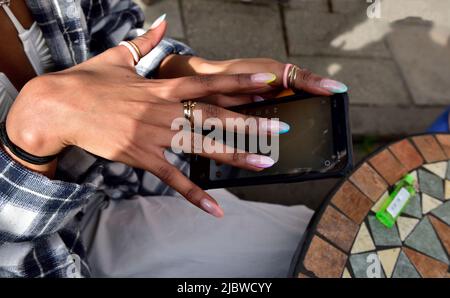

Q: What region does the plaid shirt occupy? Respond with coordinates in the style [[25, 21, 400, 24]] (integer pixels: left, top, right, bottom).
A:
[[0, 0, 193, 277]]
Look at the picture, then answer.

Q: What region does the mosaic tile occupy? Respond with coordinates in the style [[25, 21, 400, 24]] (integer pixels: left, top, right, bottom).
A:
[[368, 215, 402, 247], [418, 169, 444, 200], [412, 135, 447, 163], [423, 161, 447, 179], [404, 247, 449, 278], [351, 222, 376, 254], [397, 216, 419, 241], [369, 150, 407, 185], [331, 181, 373, 225], [404, 217, 448, 264], [349, 252, 385, 278], [378, 248, 401, 278], [350, 163, 388, 202], [303, 236, 347, 278], [435, 134, 450, 158], [445, 180, 450, 200], [422, 193, 443, 214], [342, 267, 351, 278], [317, 206, 359, 252], [409, 170, 418, 186], [431, 201, 450, 225], [429, 216, 450, 255], [371, 191, 388, 213], [402, 193, 422, 218], [389, 140, 424, 171], [392, 250, 421, 278]]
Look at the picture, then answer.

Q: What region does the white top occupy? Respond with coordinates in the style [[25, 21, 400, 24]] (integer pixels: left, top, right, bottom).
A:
[[0, 4, 55, 121]]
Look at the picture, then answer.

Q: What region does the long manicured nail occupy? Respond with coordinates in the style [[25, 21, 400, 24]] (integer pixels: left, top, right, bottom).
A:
[[253, 95, 265, 102], [150, 13, 167, 30], [260, 120, 290, 134], [320, 79, 348, 93], [251, 73, 277, 84], [200, 198, 224, 218], [246, 154, 275, 168]]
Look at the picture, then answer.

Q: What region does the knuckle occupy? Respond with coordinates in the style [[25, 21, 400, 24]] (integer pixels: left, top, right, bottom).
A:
[[234, 73, 247, 86], [155, 164, 174, 183], [192, 75, 215, 90], [185, 185, 201, 202], [300, 69, 313, 83], [232, 152, 245, 163], [202, 103, 220, 119]]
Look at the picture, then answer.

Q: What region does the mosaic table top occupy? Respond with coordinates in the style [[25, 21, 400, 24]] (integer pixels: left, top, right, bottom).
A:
[[294, 134, 450, 278]]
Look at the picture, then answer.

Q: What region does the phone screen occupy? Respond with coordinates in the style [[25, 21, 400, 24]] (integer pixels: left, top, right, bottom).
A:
[[209, 96, 343, 181]]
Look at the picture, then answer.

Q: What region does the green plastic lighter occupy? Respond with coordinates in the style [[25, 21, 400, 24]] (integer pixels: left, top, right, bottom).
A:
[[375, 174, 417, 228]]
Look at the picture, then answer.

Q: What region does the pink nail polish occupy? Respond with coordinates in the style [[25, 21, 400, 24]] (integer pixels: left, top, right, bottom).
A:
[[200, 199, 224, 218], [250, 73, 277, 84], [253, 95, 265, 102], [246, 154, 275, 168]]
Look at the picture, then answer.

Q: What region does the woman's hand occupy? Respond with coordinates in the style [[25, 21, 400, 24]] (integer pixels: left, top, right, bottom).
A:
[[158, 56, 348, 106], [5, 22, 284, 218]]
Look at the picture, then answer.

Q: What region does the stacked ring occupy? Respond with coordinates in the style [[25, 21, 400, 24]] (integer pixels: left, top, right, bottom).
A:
[[118, 40, 143, 65], [283, 64, 301, 90], [183, 100, 197, 130]]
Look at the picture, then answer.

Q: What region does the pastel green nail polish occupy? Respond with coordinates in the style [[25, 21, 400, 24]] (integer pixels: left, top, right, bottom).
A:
[[320, 79, 348, 93]]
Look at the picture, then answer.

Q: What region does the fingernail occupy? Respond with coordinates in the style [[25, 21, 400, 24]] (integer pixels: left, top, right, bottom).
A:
[[200, 198, 224, 218], [253, 95, 265, 102], [246, 154, 275, 168], [260, 120, 290, 134], [251, 73, 277, 84], [150, 13, 167, 30], [320, 79, 348, 93]]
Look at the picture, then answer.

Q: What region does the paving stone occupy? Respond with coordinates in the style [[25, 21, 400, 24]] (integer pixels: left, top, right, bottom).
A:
[[378, 248, 401, 278], [284, 0, 329, 11], [285, 9, 390, 58], [342, 267, 351, 278], [303, 236, 347, 277], [331, 0, 367, 14], [397, 216, 420, 242], [289, 56, 410, 105], [371, 191, 388, 213], [412, 136, 447, 163], [369, 149, 408, 185], [423, 162, 447, 179], [368, 215, 402, 247], [422, 193, 443, 214], [135, 0, 185, 39], [331, 181, 373, 224], [418, 169, 445, 200], [349, 163, 388, 202], [431, 201, 450, 225], [429, 216, 450, 256], [349, 252, 385, 278], [402, 193, 422, 219], [183, 0, 286, 60], [392, 250, 421, 278], [389, 140, 424, 172], [387, 23, 450, 106], [404, 217, 448, 264], [436, 135, 450, 159], [404, 247, 449, 278], [351, 222, 375, 254], [317, 206, 359, 252]]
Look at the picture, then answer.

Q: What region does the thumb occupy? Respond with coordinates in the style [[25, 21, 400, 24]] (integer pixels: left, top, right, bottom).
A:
[[132, 14, 167, 57]]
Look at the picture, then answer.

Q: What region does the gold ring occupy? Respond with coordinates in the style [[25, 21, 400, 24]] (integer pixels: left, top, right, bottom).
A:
[[288, 65, 300, 89], [127, 40, 142, 60], [183, 100, 197, 129]]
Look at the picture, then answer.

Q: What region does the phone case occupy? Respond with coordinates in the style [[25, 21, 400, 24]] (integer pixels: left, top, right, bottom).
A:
[[190, 92, 354, 189]]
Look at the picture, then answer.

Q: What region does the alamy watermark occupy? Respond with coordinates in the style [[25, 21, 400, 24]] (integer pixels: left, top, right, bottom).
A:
[[367, 0, 382, 19]]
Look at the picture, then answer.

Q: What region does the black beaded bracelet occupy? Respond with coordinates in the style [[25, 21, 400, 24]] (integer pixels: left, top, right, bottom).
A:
[[0, 122, 58, 165]]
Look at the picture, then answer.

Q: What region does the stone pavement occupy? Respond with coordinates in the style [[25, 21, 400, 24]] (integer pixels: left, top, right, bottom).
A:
[[135, 0, 450, 208], [137, 0, 450, 138]]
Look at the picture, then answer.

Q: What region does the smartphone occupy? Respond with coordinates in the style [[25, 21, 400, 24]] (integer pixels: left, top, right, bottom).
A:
[[190, 92, 353, 189]]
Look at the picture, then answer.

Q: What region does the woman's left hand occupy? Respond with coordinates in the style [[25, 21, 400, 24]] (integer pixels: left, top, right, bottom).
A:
[[157, 56, 348, 107]]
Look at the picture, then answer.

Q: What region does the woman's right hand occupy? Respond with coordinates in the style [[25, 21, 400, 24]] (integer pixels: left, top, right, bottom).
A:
[[5, 21, 284, 217]]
